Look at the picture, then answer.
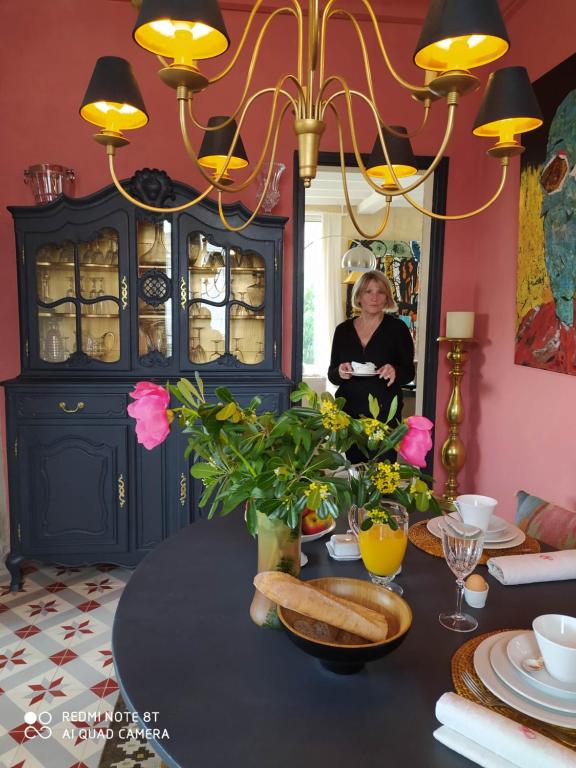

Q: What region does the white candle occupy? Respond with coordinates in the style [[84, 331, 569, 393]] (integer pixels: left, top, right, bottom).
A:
[[446, 311, 475, 339]]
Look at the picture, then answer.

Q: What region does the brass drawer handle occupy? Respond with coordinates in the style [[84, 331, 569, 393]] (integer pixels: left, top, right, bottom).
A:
[[121, 275, 129, 310], [59, 401, 85, 414], [180, 472, 187, 507]]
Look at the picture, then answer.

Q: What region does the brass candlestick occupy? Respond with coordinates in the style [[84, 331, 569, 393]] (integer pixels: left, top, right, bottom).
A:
[[437, 337, 476, 503]]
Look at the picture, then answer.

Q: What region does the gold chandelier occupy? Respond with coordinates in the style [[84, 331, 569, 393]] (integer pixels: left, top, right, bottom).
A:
[[80, 0, 543, 236]]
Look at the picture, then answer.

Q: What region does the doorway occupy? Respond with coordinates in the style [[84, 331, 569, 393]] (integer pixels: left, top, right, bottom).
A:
[[292, 152, 448, 471]]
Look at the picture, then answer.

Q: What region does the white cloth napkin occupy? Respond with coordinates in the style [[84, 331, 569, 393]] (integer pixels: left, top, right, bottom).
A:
[[487, 550, 576, 585], [434, 692, 576, 767]]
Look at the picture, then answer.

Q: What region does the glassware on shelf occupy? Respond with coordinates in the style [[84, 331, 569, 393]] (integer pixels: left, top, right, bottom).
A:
[[255, 340, 265, 363], [106, 238, 118, 265], [189, 330, 206, 363], [232, 337, 244, 362], [43, 318, 66, 362], [89, 278, 100, 315], [38, 271, 53, 304], [96, 277, 107, 313], [247, 271, 265, 305], [140, 221, 168, 265], [209, 338, 224, 360]]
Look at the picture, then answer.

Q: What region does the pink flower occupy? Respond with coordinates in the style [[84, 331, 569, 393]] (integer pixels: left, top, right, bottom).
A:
[[127, 381, 171, 450], [398, 415, 433, 468]]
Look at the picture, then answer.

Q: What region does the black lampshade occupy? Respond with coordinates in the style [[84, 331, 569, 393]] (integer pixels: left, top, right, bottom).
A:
[[473, 66, 543, 138], [198, 116, 249, 175], [134, 0, 230, 61], [414, 0, 510, 72], [366, 126, 417, 184], [80, 56, 148, 131]]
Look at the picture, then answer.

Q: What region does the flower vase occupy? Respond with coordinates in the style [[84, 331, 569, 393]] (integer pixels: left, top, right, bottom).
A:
[[249, 511, 301, 628]]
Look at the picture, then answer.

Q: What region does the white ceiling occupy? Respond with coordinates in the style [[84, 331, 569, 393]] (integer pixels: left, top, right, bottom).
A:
[[306, 166, 425, 211]]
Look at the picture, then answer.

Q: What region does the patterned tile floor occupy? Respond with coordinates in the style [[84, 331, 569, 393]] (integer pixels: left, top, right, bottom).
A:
[[0, 562, 132, 768]]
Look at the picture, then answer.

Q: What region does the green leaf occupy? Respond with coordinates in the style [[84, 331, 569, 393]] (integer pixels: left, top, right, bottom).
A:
[[190, 462, 220, 479], [368, 394, 380, 419], [386, 396, 398, 423], [214, 386, 235, 403], [360, 519, 373, 531], [215, 402, 237, 421]]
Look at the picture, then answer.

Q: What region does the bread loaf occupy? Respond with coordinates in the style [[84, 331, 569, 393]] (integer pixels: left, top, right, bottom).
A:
[[253, 572, 388, 642]]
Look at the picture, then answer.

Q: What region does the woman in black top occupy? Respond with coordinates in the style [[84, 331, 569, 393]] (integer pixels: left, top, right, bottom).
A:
[[328, 270, 415, 463]]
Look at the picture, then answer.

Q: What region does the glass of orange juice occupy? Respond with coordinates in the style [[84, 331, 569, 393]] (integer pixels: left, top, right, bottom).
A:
[[348, 503, 409, 595]]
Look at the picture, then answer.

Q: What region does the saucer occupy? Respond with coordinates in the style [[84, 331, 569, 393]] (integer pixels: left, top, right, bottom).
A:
[[300, 552, 308, 567], [351, 372, 377, 377], [426, 515, 525, 549], [473, 631, 576, 728], [325, 540, 362, 561], [302, 519, 336, 543], [490, 634, 576, 713], [507, 631, 576, 697]]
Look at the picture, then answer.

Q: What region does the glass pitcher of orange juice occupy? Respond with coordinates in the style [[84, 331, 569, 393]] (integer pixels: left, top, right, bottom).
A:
[[348, 503, 409, 595]]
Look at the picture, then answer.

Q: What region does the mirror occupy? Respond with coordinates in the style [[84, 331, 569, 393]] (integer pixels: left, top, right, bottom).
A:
[[292, 151, 448, 472]]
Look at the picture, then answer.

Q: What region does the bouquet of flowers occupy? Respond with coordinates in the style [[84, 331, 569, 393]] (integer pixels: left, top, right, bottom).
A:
[[127, 375, 440, 533]]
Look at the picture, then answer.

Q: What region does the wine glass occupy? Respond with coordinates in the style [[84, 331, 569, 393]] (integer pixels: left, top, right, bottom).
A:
[[189, 331, 206, 363], [438, 520, 485, 632], [232, 337, 244, 362], [209, 338, 224, 360]]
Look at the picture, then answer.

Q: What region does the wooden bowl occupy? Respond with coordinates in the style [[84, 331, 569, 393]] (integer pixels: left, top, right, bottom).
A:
[[277, 577, 412, 674]]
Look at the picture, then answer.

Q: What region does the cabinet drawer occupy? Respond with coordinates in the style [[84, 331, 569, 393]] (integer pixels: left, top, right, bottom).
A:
[[15, 393, 126, 419]]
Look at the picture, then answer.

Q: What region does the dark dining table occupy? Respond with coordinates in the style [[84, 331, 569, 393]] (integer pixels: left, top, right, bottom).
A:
[[112, 512, 574, 768]]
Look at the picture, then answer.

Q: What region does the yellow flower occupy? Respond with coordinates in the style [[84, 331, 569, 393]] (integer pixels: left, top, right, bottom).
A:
[[365, 507, 391, 525], [361, 418, 390, 441], [372, 462, 401, 494], [320, 400, 350, 431], [304, 481, 330, 500]]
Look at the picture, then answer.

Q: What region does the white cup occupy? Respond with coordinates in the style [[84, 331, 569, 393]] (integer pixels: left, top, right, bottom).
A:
[[533, 614, 576, 683], [454, 494, 498, 532], [464, 584, 489, 609]]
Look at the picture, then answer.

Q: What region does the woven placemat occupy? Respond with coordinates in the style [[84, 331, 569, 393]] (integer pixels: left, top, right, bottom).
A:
[[408, 519, 540, 564], [452, 630, 576, 749]]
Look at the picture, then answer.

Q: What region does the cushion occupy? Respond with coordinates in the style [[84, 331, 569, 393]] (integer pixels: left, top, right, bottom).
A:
[[515, 490, 576, 550]]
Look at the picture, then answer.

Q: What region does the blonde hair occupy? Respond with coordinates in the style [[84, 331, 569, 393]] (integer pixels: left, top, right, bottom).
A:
[[351, 270, 398, 313]]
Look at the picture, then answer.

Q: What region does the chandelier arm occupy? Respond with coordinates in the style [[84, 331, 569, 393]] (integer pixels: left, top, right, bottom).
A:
[[329, 103, 392, 240], [107, 152, 214, 213], [180, 86, 295, 192], [323, 83, 457, 196], [319, 0, 430, 98], [404, 160, 509, 220], [216, 102, 291, 231], [208, 2, 303, 87]]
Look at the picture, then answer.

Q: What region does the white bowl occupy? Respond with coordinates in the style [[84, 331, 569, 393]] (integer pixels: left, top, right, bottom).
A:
[[533, 614, 576, 683]]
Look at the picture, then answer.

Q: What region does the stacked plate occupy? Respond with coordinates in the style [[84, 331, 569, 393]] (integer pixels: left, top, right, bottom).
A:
[[427, 513, 526, 550], [473, 630, 576, 728]]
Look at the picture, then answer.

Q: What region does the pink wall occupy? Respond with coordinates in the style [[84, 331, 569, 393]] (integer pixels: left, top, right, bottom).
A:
[[0, 0, 574, 525], [436, 0, 576, 515]]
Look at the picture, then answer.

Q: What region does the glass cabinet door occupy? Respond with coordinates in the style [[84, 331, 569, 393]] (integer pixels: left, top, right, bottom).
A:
[[35, 227, 122, 365], [186, 232, 267, 367], [137, 218, 173, 364]]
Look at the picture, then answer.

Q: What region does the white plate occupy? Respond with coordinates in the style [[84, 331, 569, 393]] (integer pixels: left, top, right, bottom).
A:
[[484, 526, 518, 545], [325, 540, 362, 561], [301, 519, 336, 543], [426, 516, 525, 549], [490, 634, 576, 713], [473, 631, 576, 728], [486, 514, 510, 535], [300, 551, 308, 567], [351, 371, 377, 377], [507, 631, 576, 697]]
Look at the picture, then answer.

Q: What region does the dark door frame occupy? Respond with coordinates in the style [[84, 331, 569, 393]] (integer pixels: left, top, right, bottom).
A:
[[291, 150, 449, 473]]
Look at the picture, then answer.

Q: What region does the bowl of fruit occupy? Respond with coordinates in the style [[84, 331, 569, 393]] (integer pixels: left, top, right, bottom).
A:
[[301, 509, 336, 541]]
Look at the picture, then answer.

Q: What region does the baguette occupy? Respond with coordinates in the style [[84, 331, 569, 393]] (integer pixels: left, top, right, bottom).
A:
[[253, 572, 388, 642]]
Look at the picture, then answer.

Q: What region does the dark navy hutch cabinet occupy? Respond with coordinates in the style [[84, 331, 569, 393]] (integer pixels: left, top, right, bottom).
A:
[[4, 169, 289, 590]]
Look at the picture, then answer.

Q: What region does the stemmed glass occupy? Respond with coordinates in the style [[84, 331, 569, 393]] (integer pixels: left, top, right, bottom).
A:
[[439, 520, 485, 632], [232, 337, 244, 362], [255, 340, 264, 362], [189, 331, 206, 362], [210, 339, 224, 360]]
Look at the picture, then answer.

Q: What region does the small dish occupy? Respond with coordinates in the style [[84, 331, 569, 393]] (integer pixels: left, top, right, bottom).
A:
[[490, 635, 576, 713], [351, 372, 378, 377], [473, 631, 576, 728], [300, 551, 308, 567], [326, 540, 362, 561], [301, 519, 336, 543], [507, 631, 576, 697]]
